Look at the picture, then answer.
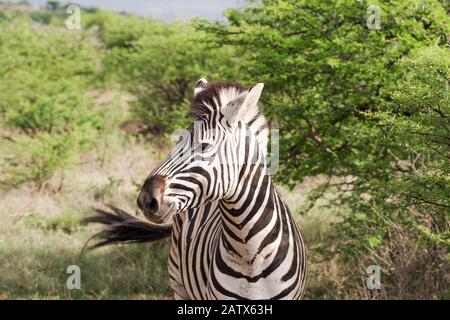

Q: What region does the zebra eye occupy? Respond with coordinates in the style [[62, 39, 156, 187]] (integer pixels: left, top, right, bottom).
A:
[[200, 142, 213, 152]]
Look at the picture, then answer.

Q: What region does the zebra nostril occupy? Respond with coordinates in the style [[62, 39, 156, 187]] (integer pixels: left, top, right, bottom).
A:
[[137, 174, 166, 218], [146, 197, 160, 214]]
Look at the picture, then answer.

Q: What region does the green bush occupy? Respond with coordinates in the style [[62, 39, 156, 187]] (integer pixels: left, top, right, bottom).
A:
[[0, 22, 101, 131], [30, 11, 52, 24], [1, 131, 79, 188], [88, 12, 239, 134], [385, 46, 449, 247], [86, 11, 155, 49], [121, 25, 238, 134], [0, 21, 103, 187], [332, 46, 450, 258], [0, 10, 8, 22]]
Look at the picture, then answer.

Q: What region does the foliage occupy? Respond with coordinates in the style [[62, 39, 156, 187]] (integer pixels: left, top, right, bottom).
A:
[[1, 131, 79, 188], [30, 11, 52, 24], [88, 12, 239, 134], [383, 46, 449, 248], [0, 20, 102, 187]]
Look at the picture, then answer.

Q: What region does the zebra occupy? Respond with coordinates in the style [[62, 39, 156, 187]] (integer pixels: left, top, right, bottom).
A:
[[85, 79, 307, 300]]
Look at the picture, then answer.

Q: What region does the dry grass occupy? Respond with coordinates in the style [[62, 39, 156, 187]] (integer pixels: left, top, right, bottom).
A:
[[0, 133, 172, 299]]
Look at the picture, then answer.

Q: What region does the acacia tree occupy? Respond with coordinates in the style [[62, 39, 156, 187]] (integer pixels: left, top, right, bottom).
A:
[[198, 0, 450, 297]]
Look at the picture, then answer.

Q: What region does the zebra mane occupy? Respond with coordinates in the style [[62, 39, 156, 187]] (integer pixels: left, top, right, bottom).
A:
[[188, 80, 269, 156]]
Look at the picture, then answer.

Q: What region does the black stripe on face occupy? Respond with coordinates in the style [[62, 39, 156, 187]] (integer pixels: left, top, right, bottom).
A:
[[175, 176, 204, 208], [179, 166, 212, 189]]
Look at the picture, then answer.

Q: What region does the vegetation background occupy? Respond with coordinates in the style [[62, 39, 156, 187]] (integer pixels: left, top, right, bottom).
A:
[[0, 0, 448, 299]]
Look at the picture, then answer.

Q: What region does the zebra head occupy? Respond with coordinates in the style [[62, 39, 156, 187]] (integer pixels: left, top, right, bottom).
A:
[[137, 80, 269, 223]]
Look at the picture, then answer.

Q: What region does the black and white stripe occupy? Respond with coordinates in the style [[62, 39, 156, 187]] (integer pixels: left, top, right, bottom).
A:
[[86, 80, 307, 300]]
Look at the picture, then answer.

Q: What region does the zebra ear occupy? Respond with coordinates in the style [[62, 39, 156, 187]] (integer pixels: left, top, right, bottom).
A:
[[194, 78, 208, 96], [242, 83, 264, 113], [222, 83, 264, 126]]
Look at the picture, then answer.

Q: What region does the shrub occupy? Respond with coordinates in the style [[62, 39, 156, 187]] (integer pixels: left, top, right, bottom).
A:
[[0, 22, 101, 131], [1, 131, 79, 188], [0, 21, 102, 187], [120, 25, 238, 134], [385, 46, 449, 248], [86, 11, 155, 49], [30, 11, 52, 24], [0, 10, 8, 21], [88, 12, 239, 134]]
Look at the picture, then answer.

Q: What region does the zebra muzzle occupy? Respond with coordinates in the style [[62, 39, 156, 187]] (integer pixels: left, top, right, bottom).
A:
[[137, 174, 166, 221]]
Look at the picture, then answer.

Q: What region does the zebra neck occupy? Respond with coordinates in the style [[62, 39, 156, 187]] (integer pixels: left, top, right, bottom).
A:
[[219, 168, 291, 263]]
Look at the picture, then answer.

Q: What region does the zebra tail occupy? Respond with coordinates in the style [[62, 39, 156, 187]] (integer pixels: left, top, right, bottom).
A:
[[82, 206, 171, 250]]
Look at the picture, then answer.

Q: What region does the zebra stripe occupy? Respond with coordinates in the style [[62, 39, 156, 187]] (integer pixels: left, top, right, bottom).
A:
[[86, 80, 307, 300], [156, 81, 306, 299]]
